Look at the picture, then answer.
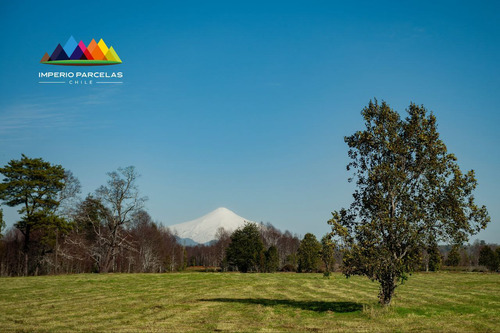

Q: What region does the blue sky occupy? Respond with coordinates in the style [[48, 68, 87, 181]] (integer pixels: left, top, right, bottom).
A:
[[0, 1, 499, 243]]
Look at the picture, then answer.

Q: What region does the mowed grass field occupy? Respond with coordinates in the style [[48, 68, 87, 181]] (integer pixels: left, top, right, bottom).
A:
[[0, 272, 499, 332]]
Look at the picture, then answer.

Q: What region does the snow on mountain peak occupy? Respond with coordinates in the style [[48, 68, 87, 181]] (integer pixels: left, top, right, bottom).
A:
[[167, 207, 251, 244]]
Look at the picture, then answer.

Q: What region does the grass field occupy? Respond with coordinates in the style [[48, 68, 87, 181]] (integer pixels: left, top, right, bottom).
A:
[[1, 272, 499, 332]]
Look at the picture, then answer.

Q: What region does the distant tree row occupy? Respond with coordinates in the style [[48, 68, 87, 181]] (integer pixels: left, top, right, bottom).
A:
[[0, 153, 496, 278], [0, 154, 324, 276], [183, 223, 301, 272], [0, 156, 187, 275], [221, 223, 334, 274], [420, 240, 499, 272]]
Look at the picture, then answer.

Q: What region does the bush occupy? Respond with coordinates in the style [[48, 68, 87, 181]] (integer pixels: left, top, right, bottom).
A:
[[281, 264, 296, 272]]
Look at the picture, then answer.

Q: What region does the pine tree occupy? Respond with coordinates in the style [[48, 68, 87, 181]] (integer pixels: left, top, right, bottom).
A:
[[265, 245, 279, 272], [479, 246, 499, 272], [446, 245, 461, 267], [0, 155, 68, 275], [297, 233, 321, 272], [226, 223, 264, 272]]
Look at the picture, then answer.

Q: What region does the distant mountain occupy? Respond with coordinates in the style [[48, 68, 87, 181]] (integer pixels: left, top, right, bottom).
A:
[[167, 207, 251, 244], [175, 237, 200, 247], [175, 237, 217, 247]]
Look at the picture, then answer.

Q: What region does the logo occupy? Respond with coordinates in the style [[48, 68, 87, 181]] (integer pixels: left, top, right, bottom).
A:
[[40, 36, 122, 66]]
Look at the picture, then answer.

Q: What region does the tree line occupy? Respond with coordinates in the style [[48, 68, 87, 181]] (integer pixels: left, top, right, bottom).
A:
[[0, 155, 333, 276], [0, 100, 495, 307], [0, 153, 494, 277], [0, 159, 187, 275]]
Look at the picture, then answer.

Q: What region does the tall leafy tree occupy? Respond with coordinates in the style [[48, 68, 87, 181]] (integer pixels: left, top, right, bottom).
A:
[[0, 155, 68, 275], [297, 233, 321, 272], [226, 222, 264, 272], [321, 234, 336, 276], [329, 100, 490, 305]]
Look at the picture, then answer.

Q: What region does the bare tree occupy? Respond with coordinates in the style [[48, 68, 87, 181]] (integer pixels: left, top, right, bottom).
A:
[[277, 230, 300, 269], [259, 223, 282, 248], [95, 166, 146, 273], [130, 210, 163, 272], [214, 227, 231, 270]]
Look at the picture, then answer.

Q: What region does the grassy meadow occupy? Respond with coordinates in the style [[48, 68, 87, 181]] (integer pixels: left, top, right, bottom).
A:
[[0, 271, 499, 332]]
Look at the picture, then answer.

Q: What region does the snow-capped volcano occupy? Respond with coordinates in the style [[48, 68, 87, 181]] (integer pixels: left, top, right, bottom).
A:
[[167, 207, 251, 244]]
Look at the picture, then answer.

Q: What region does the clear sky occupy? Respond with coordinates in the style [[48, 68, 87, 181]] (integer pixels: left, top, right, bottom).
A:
[[0, 1, 499, 243]]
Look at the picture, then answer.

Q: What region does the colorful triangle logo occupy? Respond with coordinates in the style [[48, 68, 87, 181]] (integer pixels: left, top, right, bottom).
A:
[[50, 44, 69, 61], [63, 36, 78, 58], [70, 44, 85, 60], [105, 47, 121, 62], [41, 36, 122, 66]]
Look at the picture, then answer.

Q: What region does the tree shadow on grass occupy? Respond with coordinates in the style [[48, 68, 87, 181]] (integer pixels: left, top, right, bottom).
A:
[[200, 298, 363, 313]]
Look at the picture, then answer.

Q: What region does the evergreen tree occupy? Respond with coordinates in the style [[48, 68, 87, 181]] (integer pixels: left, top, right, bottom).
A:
[[297, 233, 321, 272], [427, 241, 442, 272], [226, 223, 264, 272], [0, 155, 68, 275], [446, 245, 461, 267], [182, 247, 188, 271], [265, 245, 279, 272], [478, 246, 499, 272]]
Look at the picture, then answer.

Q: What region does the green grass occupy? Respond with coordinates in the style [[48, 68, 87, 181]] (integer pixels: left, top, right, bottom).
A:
[[0, 272, 498, 332]]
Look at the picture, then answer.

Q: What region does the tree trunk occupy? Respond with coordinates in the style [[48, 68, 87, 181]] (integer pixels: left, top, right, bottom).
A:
[[23, 225, 31, 276], [24, 252, 29, 276], [55, 229, 58, 274], [379, 276, 396, 306], [110, 227, 118, 273]]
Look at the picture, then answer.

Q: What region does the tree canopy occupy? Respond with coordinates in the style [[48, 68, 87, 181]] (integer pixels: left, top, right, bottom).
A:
[[226, 222, 264, 272], [297, 233, 321, 272], [328, 100, 490, 305], [265, 245, 280, 273], [321, 234, 336, 276], [0, 155, 66, 215], [0, 155, 69, 275], [445, 245, 461, 267], [478, 246, 499, 272], [426, 241, 442, 272]]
